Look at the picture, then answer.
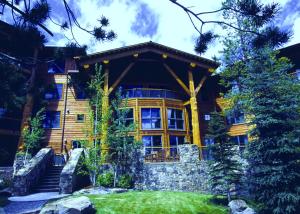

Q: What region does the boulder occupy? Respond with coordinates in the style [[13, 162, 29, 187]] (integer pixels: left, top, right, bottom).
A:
[[40, 196, 96, 214], [229, 199, 256, 214]]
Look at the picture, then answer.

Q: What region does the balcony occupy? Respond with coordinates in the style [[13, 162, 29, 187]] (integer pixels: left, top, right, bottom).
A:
[[123, 88, 183, 100]]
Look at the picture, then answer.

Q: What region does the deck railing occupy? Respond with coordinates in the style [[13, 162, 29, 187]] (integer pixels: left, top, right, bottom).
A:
[[123, 88, 183, 100], [144, 147, 180, 162]]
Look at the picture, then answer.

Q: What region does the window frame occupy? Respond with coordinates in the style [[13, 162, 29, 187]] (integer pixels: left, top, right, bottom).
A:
[[76, 114, 85, 123], [167, 108, 185, 131], [140, 107, 162, 130]]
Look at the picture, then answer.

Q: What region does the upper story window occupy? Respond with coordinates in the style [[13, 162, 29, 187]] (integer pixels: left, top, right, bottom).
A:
[[43, 111, 60, 128], [125, 108, 134, 126], [141, 108, 161, 129], [167, 109, 184, 130], [76, 114, 85, 123], [44, 83, 63, 100], [226, 109, 245, 125], [47, 61, 65, 74], [204, 114, 211, 121]]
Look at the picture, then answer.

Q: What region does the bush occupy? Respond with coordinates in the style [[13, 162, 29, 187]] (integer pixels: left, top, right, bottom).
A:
[[97, 172, 114, 187], [118, 174, 133, 189]]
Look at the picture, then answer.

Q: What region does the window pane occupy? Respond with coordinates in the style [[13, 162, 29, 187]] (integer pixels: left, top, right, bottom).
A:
[[168, 119, 176, 129], [176, 120, 184, 129], [151, 108, 160, 118], [177, 136, 185, 145], [45, 84, 63, 100], [152, 119, 161, 129], [152, 136, 162, 147], [169, 135, 177, 146], [142, 119, 151, 129], [175, 110, 183, 119], [141, 108, 150, 118], [77, 114, 84, 122], [142, 136, 151, 147]]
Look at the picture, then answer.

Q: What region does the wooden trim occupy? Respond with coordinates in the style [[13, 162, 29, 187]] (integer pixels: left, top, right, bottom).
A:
[[183, 100, 190, 106], [195, 76, 207, 96], [163, 63, 191, 96], [108, 62, 135, 95]]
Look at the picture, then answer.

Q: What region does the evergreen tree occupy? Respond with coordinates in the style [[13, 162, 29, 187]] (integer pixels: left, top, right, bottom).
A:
[[207, 111, 243, 202], [218, 1, 300, 213]]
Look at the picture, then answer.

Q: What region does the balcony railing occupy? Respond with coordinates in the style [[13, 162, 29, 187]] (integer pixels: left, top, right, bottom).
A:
[[123, 88, 183, 100], [144, 147, 180, 162]]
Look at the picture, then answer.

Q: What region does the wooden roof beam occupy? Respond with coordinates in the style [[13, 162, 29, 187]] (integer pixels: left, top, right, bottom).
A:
[[108, 62, 135, 95], [163, 63, 191, 96], [195, 75, 207, 96]]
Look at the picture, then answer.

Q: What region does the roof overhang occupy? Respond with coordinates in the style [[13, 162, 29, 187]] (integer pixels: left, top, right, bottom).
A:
[[75, 41, 219, 70]]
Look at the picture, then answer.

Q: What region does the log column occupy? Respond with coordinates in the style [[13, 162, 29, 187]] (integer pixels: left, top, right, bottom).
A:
[[101, 62, 110, 152], [188, 68, 202, 148]]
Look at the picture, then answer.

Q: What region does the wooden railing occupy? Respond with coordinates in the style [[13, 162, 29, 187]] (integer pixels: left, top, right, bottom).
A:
[[144, 147, 180, 162], [123, 88, 183, 100]]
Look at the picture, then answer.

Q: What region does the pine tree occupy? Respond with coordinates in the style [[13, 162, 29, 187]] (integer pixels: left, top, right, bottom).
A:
[[218, 1, 300, 213], [207, 111, 243, 202], [244, 48, 300, 214]]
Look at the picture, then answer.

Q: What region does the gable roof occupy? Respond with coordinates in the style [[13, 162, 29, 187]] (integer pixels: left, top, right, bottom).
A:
[[76, 41, 219, 69]]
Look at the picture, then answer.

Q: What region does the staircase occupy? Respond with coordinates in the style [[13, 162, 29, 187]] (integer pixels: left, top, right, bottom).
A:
[[33, 165, 64, 193]]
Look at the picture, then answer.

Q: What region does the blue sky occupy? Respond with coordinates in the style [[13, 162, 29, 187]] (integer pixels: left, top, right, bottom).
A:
[[2, 0, 300, 59]]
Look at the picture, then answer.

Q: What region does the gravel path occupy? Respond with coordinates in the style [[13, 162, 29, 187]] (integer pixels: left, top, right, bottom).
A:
[[3, 200, 47, 214]]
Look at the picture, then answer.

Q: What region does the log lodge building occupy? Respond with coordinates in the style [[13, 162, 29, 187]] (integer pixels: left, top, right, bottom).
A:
[[1, 41, 299, 166]]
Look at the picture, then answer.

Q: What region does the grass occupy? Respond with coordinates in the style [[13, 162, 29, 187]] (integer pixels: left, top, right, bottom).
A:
[[87, 191, 228, 214]]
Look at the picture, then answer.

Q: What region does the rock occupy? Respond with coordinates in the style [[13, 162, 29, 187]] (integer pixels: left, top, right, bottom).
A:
[[229, 200, 248, 213], [40, 196, 96, 214], [228, 200, 256, 214], [241, 207, 256, 214]]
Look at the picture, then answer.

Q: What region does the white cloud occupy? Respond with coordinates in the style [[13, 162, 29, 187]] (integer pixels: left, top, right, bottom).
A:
[[45, 0, 300, 59]]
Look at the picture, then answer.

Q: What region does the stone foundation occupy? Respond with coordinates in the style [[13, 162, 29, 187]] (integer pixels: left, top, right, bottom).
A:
[[135, 144, 210, 192]]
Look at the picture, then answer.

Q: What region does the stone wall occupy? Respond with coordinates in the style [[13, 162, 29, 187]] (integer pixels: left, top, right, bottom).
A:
[[59, 148, 90, 194], [0, 167, 13, 187], [12, 148, 54, 196], [135, 144, 210, 192]]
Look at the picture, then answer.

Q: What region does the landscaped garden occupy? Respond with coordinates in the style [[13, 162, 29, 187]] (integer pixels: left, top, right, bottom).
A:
[[87, 191, 228, 214]]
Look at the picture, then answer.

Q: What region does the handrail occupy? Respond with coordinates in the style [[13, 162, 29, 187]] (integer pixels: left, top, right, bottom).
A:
[[122, 88, 183, 100]]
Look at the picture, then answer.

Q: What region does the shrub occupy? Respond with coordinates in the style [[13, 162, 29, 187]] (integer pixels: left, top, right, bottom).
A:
[[118, 174, 133, 189], [97, 172, 114, 187]]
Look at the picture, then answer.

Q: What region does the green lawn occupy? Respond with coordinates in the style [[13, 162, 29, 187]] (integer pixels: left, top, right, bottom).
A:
[[87, 191, 228, 214]]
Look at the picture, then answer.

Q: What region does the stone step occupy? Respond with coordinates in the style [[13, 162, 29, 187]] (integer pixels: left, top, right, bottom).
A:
[[40, 181, 60, 185], [38, 184, 60, 189]]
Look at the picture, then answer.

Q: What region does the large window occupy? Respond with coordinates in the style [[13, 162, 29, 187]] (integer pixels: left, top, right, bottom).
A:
[[142, 135, 162, 155], [141, 108, 161, 129], [226, 109, 245, 125], [169, 135, 185, 154], [167, 109, 184, 130], [44, 84, 63, 100], [43, 111, 61, 128], [125, 108, 134, 126]]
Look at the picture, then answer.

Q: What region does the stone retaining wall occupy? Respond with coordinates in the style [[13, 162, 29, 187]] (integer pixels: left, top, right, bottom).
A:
[[59, 148, 90, 194], [12, 148, 54, 196], [135, 144, 210, 192]]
